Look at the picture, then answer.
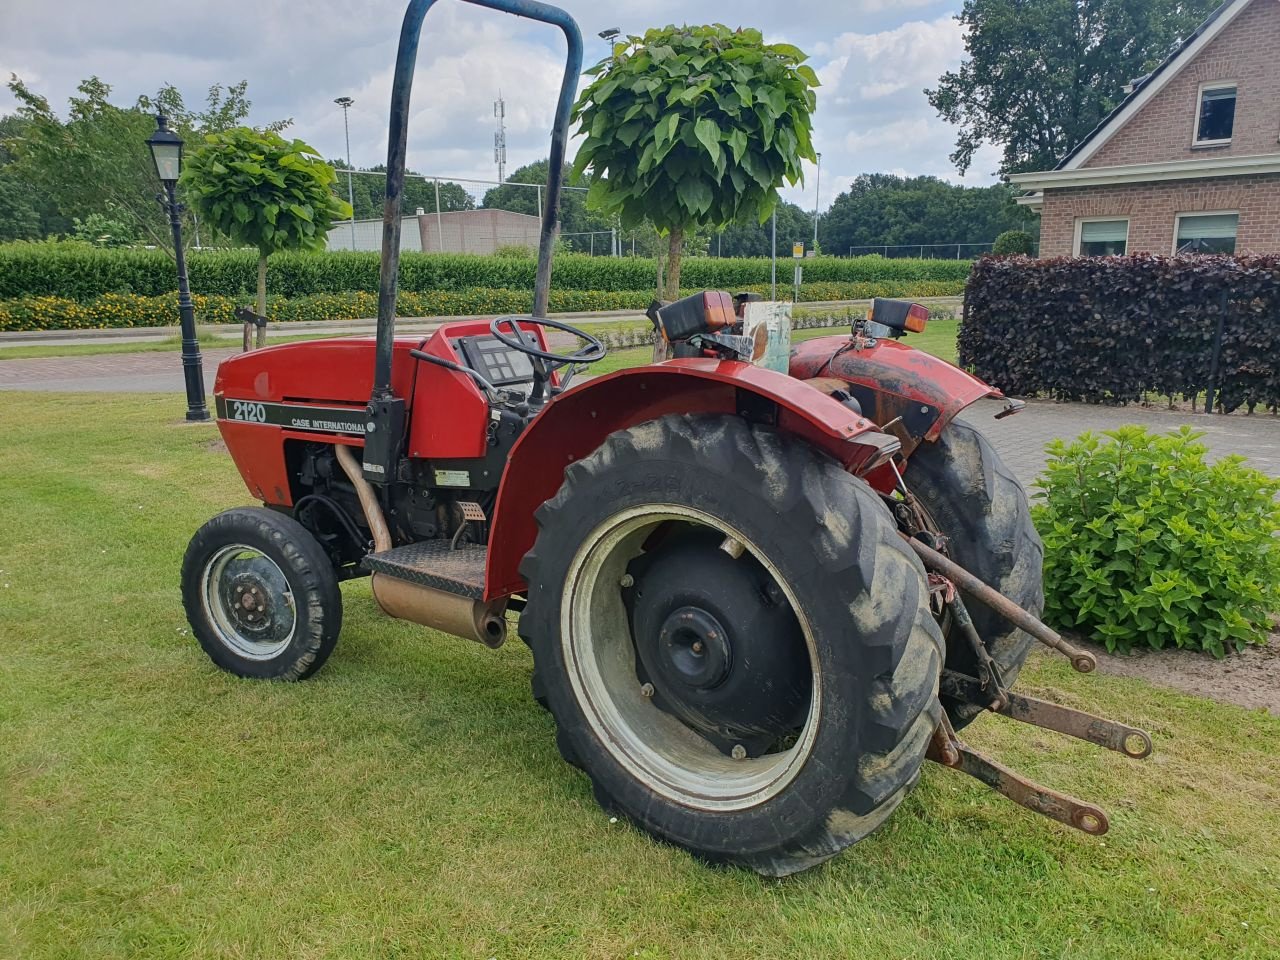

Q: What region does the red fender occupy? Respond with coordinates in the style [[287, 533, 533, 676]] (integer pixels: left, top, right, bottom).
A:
[[483, 359, 899, 599], [789, 335, 1001, 455]]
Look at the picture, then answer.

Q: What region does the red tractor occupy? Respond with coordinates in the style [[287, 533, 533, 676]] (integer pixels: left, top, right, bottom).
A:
[[182, 0, 1151, 876]]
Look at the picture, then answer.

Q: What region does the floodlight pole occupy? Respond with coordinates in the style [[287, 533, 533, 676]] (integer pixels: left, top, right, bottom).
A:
[[813, 152, 821, 251], [335, 97, 357, 249]]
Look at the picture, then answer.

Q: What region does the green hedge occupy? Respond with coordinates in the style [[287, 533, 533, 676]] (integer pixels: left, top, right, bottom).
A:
[[0, 242, 971, 302], [0, 280, 963, 332]]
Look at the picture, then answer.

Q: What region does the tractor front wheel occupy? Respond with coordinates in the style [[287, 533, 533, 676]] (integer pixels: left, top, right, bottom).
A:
[[520, 415, 943, 876], [182, 507, 342, 680]]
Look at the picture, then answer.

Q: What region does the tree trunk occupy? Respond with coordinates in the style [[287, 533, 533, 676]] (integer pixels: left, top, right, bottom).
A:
[[663, 226, 683, 301], [651, 227, 684, 362], [255, 254, 268, 349]]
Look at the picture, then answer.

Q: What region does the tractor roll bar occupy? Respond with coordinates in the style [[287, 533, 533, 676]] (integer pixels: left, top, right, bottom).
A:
[[372, 0, 584, 400]]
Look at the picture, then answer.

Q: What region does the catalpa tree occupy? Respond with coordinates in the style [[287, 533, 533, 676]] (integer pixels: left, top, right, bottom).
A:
[[571, 24, 818, 299]]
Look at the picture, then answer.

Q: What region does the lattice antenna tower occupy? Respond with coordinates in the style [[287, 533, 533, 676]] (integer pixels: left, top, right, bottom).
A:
[[494, 92, 507, 184]]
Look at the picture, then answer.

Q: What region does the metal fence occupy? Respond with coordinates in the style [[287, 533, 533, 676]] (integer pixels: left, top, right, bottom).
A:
[[846, 242, 1039, 259]]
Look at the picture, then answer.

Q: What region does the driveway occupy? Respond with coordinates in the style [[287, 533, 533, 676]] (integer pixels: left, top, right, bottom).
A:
[[2, 349, 1277, 482]]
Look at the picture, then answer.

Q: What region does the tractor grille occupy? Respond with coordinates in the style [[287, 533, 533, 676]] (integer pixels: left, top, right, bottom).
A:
[[363, 540, 487, 599]]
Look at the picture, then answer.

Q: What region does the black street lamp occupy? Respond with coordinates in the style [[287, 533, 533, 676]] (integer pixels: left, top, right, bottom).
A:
[[147, 114, 209, 422]]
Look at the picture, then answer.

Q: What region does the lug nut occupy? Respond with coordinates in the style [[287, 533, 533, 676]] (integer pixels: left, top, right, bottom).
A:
[[692, 641, 704, 654], [731, 744, 747, 760], [619, 574, 634, 588], [640, 683, 655, 698]]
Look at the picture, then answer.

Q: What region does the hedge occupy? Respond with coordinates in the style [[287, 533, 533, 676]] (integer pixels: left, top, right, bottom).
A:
[[0, 242, 971, 302], [960, 254, 1280, 413], [0, 280, 964, 332]]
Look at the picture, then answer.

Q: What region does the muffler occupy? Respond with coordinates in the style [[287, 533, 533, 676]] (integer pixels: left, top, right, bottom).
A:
[[371, 574, 508, 649]]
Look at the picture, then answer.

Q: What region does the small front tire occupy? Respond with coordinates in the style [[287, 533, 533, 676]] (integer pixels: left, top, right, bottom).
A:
[[182, 507, 342, 680]]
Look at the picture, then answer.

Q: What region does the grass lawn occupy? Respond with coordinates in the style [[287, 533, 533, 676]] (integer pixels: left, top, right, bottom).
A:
[[2, 392, 1277, 960]]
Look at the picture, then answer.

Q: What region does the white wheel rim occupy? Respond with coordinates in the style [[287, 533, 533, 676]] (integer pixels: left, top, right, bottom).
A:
[[201, 543, 297, 660], [561, 505, 821, 812]]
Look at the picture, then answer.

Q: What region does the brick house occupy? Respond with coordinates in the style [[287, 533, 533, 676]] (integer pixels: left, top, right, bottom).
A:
[[1010, 0, 1280, 257]]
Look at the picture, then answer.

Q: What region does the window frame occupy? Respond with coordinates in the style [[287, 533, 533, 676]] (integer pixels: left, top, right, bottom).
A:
[[1172, 210, 1239, 255], [1192, 80, 1238, 147], [1074, 216, 1131, 257]]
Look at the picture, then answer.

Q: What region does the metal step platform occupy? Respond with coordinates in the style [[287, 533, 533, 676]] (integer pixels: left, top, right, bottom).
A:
[[362, 540, 487, 599]]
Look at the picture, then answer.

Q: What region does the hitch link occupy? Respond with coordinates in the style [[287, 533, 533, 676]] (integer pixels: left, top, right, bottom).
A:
[[907, 536, 1098, 673], [927, 713, 1110, 836], [940, 671, 1153, 759]]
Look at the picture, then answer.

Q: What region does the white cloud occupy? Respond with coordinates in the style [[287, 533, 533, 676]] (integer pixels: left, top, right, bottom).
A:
[[2, 0, 997, 212]]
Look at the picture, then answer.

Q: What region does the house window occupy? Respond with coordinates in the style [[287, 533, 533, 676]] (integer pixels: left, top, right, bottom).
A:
[[1195, 84, 1236, 143], [1077, 218, 1129, 256], [1175, 212, 1238, 254]]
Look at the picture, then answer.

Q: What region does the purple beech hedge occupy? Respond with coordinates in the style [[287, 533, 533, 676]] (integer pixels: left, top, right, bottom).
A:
[[960, 254, 1280, 413]]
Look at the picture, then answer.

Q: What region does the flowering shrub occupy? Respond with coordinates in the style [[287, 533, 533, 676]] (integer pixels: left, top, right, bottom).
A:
[[0, 281, 962, 331]]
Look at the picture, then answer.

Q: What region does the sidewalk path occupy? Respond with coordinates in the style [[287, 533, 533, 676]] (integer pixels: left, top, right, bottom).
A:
[[1, 348, 1276, 482]]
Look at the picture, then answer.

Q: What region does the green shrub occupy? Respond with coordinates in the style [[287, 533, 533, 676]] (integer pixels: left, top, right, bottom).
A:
[[491, 244, 535, 258], [991, 230, 1035, 255], [1034, 425, 1280, 656]]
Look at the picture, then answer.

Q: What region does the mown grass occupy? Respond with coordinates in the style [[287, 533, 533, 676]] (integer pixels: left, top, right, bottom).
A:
[[2, 392, 1277, 960]]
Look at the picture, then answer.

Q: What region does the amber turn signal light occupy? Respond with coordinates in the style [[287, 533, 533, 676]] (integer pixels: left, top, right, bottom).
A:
[[904, 303, 929, 333]]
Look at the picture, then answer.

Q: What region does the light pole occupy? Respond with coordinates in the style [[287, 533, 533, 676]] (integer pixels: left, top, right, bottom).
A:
[[147, 115, 208, 422], [812, 151, 821, 252], [334, 97, 357, 249], [599, 28, 622, 255]]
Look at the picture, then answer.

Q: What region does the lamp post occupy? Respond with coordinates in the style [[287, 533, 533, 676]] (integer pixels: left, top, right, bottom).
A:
[[812, 151, 821, 252], [147, 115, 208, 422], [334, 97, 357, 249], [599, 29, 622, 255]]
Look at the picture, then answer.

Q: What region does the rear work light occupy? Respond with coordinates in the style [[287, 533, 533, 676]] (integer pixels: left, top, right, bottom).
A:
[[868, 298, 929, 334], [655, 291, 736, 342]]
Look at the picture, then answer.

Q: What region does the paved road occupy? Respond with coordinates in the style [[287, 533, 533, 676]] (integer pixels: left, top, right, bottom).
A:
[[1, 348, 1276, 481]]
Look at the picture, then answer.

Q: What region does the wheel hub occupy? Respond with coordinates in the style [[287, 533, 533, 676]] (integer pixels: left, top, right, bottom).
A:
[[656, 606, 732, 690], [202, 546, 297, 660], [626, 537, 810, 754], [228, 575, 275, 632]]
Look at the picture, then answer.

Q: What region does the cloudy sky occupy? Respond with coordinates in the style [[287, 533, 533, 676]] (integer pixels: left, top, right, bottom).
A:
[[0, 0, 1002, 211]]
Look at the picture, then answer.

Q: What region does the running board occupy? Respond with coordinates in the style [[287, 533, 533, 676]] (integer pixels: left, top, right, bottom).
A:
[[363, 540, 487, 600]]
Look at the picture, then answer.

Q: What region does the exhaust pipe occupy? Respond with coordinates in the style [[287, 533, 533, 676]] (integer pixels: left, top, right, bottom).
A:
[[371, 575, 507, 648], [334, 442, 507, 648]]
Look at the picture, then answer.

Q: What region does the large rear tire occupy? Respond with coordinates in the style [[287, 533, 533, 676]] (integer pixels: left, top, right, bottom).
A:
[[520, 415, 943, 876], [907, 419, 1043, 728]]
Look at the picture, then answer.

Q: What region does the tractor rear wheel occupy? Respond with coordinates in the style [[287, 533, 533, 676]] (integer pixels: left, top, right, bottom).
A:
[[182, 507, 342, 680], [907, 419, 1044, 728], [520, 415, 943, 876]]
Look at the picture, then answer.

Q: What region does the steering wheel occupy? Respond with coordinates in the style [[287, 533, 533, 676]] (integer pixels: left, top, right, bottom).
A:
[[489, 315, 608, 367]]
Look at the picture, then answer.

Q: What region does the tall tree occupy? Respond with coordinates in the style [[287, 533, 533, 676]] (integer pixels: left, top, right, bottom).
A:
[[480, 159, 612, 252], [714, 201, 812, 258], [331, 162, 474, 220], [0, 115, 69, 240], [571, 24, 818, 298], [182, 127, 350, 347], [819, 174, 1035, 255], [4, 75, 285, 249], [927, 0, 1220, 175]]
